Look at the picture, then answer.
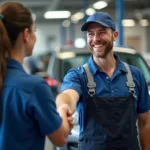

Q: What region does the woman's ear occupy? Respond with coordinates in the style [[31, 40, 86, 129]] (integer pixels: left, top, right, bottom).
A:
[[22, 28, 30, 43]]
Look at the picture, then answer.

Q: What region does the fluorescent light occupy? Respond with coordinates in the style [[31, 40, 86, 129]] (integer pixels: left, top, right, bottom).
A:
[[32, 13, 36, 21], [75, 38, 86, 48], [71, 12, 85, 22], [93, 1, 108, 10], [71, 19, 79, 24], [62, 20, 71, 28], [86, 8, 96, 16], [122, 19, 135, 27], [139, 19, 149, 26], [44, 11, 71, 19], [71, 15, 78, 22], [58, 52, 76, 59]]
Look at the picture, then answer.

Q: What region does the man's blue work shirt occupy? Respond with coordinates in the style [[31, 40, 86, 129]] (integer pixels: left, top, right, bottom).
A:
[[62, 54, 150, 137], [0, 59, 62, 150]]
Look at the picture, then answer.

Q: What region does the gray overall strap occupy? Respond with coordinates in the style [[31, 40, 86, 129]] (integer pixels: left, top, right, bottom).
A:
[[123, 62, 135, 95], [83, 62, 135, 97], [83, 63, 96, 97]]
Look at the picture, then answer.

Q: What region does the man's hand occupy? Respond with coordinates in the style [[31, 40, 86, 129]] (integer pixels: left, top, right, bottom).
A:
[[57, 104, 74, 134], [56, 90, 79, 134], [67, 106, 74, 134]]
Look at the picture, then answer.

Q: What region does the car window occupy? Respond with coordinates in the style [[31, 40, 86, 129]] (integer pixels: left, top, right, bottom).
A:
[[116, 52, 150, 84], [58, 51, 150, 84], [60, 54, 90, 81]]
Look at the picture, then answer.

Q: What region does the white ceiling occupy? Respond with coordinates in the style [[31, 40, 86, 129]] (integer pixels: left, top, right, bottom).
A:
[[1, 0, 150, 23]]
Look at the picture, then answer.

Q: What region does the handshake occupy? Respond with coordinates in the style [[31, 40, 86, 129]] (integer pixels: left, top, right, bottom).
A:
[[57, 104, 74, 136]]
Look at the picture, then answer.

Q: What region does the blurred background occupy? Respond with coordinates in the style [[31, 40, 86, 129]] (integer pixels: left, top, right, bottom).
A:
[[3, 0, 149, 54], [12, 0, 150, 73], [1, 0, 150, 150]]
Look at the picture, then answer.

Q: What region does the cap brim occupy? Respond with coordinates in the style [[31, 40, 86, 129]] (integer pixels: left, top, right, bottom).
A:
[[81, 21, 110, 31]]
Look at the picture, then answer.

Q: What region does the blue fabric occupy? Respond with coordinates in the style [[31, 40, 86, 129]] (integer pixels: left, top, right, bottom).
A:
[[61, 54, 150, 138], [81, 12, 116, 31], [0, 59, 62, 150]]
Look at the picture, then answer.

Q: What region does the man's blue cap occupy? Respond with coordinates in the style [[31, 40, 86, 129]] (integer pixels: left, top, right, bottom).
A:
[[81, 12, 116, 31]]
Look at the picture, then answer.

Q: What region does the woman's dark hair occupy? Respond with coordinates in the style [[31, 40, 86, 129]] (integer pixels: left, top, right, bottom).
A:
[[0, 2, 33, 92]]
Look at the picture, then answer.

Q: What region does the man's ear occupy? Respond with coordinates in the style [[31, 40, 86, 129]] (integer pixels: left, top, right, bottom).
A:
[[22, 28, 29, 43], [113, 31, 118, 41]]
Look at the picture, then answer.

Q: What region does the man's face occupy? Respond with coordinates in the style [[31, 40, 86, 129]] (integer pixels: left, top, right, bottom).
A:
[[87, 23, 118, 59]]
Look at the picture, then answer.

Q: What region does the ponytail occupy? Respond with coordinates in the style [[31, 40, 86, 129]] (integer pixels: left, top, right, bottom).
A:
[[0, 16, 12, 93], [0, 2, 33, 93]]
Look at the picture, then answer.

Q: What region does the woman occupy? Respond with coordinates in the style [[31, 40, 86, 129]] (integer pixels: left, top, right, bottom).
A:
[[0, 2, 72, 150]]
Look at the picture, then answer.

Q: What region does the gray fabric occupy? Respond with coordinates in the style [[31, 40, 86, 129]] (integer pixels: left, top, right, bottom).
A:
[[123, 62, 135, 94], [83, 64, 96, 97], [83, 62, 135, 96]]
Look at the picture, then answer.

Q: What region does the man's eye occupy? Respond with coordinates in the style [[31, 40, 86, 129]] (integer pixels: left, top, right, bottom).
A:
[[100, 31, 105, 34], [88, 33, 93, 36]]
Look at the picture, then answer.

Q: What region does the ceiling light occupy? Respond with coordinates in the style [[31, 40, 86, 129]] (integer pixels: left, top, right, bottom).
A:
[[32, 13, 36, 21], [93, 1, 108, 10], [71, 15, 78, 22], [58, 52, 76, 59], [86, 8, 96, 16], [44, 11, 71, 19], [62, 20, 71, 28], [122, 19, 135, 27], [71, 20, 79, 24], [139, 19, 149, 26], [75, 38, 86, 48], [71, 12, 85, 22], [135, 11, 143, 20]]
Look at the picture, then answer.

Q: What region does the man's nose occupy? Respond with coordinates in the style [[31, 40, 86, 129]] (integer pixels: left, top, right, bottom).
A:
[[93, 33, 100, 41]]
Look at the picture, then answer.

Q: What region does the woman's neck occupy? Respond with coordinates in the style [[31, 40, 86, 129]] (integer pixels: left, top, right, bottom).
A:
[[10, 48, 25, 64]]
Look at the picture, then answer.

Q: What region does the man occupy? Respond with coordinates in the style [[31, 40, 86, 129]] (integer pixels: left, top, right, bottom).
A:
[[56, 12, 150, 150]]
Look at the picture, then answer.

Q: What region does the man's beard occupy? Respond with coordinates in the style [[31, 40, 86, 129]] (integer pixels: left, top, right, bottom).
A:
[[90, 37, 114, 59], [98, 40, 113, 58]]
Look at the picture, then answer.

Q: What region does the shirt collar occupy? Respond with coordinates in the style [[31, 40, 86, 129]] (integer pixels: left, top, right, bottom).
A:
[[7, 58, 25, 72], [87, 54, 127, 75]]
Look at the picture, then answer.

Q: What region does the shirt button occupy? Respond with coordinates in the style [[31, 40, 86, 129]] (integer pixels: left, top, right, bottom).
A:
[[111, 90, 114, 93], [106, 76, 109, 79]]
